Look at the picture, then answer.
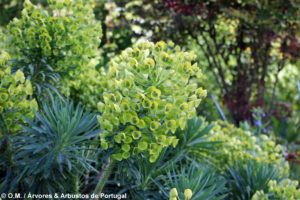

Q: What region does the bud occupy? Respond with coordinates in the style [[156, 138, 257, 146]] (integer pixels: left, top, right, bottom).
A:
[[132, 131, 142, 140], [15, 70, 25, 83], [121, 144, 130, 152], [184, 189, 193, 200], [169, 188, 178, 199], [137, 141, 148, 151], [122, 151, 130, 159], [150, 121, 160, 131]]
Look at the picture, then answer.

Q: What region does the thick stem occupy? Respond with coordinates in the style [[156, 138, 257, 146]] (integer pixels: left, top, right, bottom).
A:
[[92, 158, 116, 197], [256, 43, 271, 106]]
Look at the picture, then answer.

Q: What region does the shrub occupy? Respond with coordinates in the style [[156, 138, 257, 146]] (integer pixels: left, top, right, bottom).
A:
[[225, 161, 283, 200], [207, 121, 288, 170], [163, 163, 227, 200], [97, 41, 207, 162], [109, 117, 219, 199], [0, 51, 37, 135], [252, 179, 300, 200], [175, 117, 220, 160], [1, 98, 99, 193], [2, 0, 102, 95], [67, 66, 106, 109], [0, 51, 37, 192]]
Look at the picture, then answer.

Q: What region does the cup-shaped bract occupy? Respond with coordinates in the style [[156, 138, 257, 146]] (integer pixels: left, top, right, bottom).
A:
[[0, 51, 37, 135], [252, 179, 300, 200], [97, 41, 206, 162], [207, 120, 288, 173], [3, 0, 102, 97]]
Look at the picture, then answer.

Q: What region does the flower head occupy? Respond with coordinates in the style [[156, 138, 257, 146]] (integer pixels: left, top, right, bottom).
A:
[[97, 41, 206, 162]]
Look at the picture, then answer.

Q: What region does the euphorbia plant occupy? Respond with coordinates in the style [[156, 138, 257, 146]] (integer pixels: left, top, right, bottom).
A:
[[95, 41, 206, 192], [2, 0, 102, 96], [1, 98, 99, 193], [252, 179, 300, 199], [207, 121, 287, 168], [0, 51, 37, 135], [0, 51, 37, 191]]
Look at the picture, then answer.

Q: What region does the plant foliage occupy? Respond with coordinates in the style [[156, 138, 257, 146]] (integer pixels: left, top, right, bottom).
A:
[[97, 41, 207, 162], [2, 0, 102, 96], [207, 121, 287, 169], [225, 160, 283, 200], [252, 179, 300, 200], [0, 0, 299, 198], [0, 51, 37, 135], [1, 98, 99, 193], [162, 163, 227, 200]]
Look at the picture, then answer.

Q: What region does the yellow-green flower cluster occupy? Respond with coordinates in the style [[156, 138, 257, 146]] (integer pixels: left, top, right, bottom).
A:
[[252, 179, 300, 200], [0, 53, 37, 135], [97, 41, 206, 162], [169, 188, 193, 200], [66, 66, 106, 109], [207, 121, 287, 170], [3, 0, 102, 85]]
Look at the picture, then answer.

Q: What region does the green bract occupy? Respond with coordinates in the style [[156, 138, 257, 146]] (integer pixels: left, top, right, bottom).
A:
[[97, 41, 206, 162], [0, 51, 37, 135], [66, 65, 106, 109], [3, 0, 102, 94], [208, 121, 288, 172], [252, 179, 300, 200]]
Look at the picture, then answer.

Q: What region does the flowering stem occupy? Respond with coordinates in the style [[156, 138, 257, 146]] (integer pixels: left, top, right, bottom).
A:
[[92, 157, 116, 196]]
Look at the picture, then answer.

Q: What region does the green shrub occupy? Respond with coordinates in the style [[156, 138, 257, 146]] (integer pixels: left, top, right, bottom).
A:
[[1, 98, 99, 193], [252, 179, 300, 200], [225, 161, 283, 200], [109, 117, 219, 199], [68, 65, 106, 109], [207, 121, 288, 171], [97, 41, 207, 162], [164, 163, 227, 200], [2, 0, 102, 95], [0, 51, 37, 135], [174, 117, 220, 160]]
